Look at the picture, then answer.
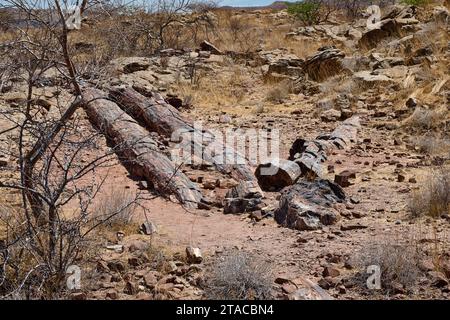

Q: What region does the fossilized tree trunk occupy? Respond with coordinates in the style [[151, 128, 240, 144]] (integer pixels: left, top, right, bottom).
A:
[[83, 88, 204, 208], [109, 87, 256, 182], [290, 116, 360, 178]]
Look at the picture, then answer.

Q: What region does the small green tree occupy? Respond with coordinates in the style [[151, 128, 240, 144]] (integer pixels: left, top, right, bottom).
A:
[[287, 1, 334, 26]]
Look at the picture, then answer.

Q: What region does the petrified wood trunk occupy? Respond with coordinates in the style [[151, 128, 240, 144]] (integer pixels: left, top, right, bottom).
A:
[[255, 159, 301, 191], [274, 179, 345, 231], [83, 88, 203, 208], [291, 116, 360, 178], [109, 87, 256, 183]]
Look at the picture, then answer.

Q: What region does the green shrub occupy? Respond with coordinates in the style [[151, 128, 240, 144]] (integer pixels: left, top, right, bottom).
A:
[[287, 1, 323, 26]]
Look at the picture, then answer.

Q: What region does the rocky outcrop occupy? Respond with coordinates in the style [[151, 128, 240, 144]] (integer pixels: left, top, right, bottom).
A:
[[359, 5, 420, 49], [303, 47, 347, 81]]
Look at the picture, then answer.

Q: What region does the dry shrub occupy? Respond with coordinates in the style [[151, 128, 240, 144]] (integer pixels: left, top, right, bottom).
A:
[[412, 134, 450, 155], [409, 167, 450, 218], [265, 80, 294, 103], [403, 106, 446, 129], [93, 186, 137, 227], [205, 250, 273, 300], [355, 241, 421, 293]]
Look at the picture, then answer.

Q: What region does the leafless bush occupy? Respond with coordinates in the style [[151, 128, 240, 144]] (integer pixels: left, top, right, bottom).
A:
[[355, 241, 421, 293], [409, 167, 450, 218], [205, 251, 273, 300]]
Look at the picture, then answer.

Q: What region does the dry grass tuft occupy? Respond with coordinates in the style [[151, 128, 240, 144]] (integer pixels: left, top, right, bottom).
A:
[[408, 167, 450, 218], [265, 79, 294, 103], [355, 240, 422, 294], [92, 186, 137, 228], [204, 250, 273, 300]]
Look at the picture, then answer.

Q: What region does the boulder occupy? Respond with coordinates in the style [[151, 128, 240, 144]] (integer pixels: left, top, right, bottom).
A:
[[186, 246, 203, 264], [303, 47, 346, 81], [199, 40, 223, 55], [223, 180, 264, 214], [140, 221, 157, 235], [274, 179, 345, 231]]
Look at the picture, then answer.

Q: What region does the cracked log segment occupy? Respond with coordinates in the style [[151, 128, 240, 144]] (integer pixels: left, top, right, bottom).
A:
[[255, 117, 360, 191], [275, 179, 345, 231], [255, 159, 301, 192], [83, 88, 204, 208], [109, 87, 256, 182], [290, 116, 360, 178]]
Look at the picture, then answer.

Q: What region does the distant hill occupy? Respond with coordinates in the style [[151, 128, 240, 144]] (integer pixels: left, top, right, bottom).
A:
[[219, 1, 289, 11]]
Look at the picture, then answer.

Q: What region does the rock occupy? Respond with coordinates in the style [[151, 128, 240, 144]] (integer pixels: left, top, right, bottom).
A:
[[318, 277, 337, 290], [405, 97, 418, 109], [285, 277, 334, 300], [340, 222, 368, 231], [354, 71, 392, 86], [223, 181, 263, 214], [128, 253, 149, 267], [123, 281, 139, 295], [323, 266, 340, 278], [266, 56, 304, 77], [123, 61, 150, 74], [321, 109, 342, 122], [186, 246, 203, 264], [135, 292, 153, 300], [143, 271, 160, 288], [165, 95, 183, 109], [334, 170, 356, 188], [127, 240, 149, 252], [303, 47, 346, 81], [105, 289, 118, 300], [219, 114, 232, 123], [69, 292, 87, 300], [0, 155, 9, 167], [274, 179, 344, 231], [107, 260, 126, 273], [106, 244, 124, 253], [429, 271, 449, 288], [359, 6, 418, 49], [140, 221, 157, 235], [418, 259, 435, 272], [255, 159, 301, 191], [199, 40, 222, 55], [281, 282, 297, 294], [202, 179, 217, 190]]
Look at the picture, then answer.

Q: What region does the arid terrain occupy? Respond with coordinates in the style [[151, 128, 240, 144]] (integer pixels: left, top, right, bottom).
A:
[[0, 0, 449, 300]]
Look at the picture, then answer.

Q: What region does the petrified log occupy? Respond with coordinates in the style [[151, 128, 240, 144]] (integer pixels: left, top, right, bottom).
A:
[[83, 88, 203, 208], [291, 116, 360, 178], [255, 159, 301, 191], [109, 87, 256, 183], [223, 180, 263, 214], [274, 179, 345, 231]]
